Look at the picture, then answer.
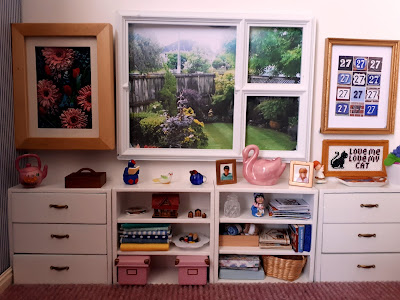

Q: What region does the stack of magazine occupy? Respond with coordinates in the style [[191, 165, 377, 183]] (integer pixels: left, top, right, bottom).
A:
[[267, 198, 310, 219], [259, 228, 291, 249]]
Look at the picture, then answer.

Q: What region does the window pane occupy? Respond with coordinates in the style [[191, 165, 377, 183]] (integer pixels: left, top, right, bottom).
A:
[[245, 96, 299, 150], [128, 24, 236, 149], [248, 27, 302, 84]]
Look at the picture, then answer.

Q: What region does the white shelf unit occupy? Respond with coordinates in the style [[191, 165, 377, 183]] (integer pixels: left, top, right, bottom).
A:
[[214, 178, 318, 283], [112, 181, 215, 284]]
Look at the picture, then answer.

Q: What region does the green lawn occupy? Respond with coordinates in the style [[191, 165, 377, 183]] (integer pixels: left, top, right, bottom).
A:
[[203, 123, 296, 150]]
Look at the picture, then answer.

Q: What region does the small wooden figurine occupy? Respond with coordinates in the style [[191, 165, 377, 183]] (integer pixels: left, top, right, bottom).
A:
[[188, 211, 194, 218], [195, 209, 202, 217], [202, 213, 207, 218]]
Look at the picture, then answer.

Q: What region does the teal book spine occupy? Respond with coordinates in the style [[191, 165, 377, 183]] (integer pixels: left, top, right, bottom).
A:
[[298, 225, 304, 253]]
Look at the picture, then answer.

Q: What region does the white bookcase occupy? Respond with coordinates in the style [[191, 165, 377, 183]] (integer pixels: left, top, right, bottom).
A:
[[214, 178, 318, 283], [112, 181, 215, 284]]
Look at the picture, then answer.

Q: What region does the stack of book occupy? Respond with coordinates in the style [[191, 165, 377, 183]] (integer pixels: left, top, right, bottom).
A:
[[119, 223, 171, 251], [267, 198, 311, 220], [258, 228, 291, 249], [288, 224, 312, 253]]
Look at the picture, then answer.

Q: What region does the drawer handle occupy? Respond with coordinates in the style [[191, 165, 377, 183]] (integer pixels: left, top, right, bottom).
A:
[[49, 204, 68, 209], [358, 233, 376, 238], [50, 266, 70, 271], [51, 234, 70, 239], [357, 264, 376, 269], [360, 204, 379, 208]]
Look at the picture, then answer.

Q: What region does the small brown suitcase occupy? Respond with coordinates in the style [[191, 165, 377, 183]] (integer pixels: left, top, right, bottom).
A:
[[65, 168, 106, 188]]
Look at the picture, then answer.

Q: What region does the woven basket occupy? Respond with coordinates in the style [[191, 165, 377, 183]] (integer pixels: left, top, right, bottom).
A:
[[262, 255, 307, 281]]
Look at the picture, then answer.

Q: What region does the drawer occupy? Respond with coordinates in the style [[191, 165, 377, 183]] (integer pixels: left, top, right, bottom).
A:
[[320, 253, 400, 281], [11, 192, 107, 224], [13, 254, 108, 284], [323, 193, 400, 223], [13, 223, 107, 254], [322, 223, 400, 253]]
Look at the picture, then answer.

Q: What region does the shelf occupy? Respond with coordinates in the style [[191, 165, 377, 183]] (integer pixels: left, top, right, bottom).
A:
[[215, 178, 317, 194], [217, 271, 309, 283], [117, 243, 211, 256], [219, 246, 310, 256], [113, 181, 214, 193], [219, 211, 312, 225], [118, 209, 211, 223]]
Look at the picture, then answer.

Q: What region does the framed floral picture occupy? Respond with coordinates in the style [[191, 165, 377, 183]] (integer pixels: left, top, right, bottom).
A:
[[11, 23, 115, 149], [321, 38, 400, 134], [289, 161, 313, 187]]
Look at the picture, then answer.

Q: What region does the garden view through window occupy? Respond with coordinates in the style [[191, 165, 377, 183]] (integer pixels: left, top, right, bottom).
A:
[[128, 24, 236, 149], [245, 96, 299, 151], [248, 27, 303, 84]]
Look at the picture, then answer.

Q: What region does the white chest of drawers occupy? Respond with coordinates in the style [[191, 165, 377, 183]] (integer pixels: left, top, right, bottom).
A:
[[8, 183, 112, 284], [315, 181, 400, 282]]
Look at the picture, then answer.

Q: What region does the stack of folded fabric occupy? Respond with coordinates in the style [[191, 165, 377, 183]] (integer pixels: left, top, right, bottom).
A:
[[119, 223, 171, 251], [218, 254, 265, 280]]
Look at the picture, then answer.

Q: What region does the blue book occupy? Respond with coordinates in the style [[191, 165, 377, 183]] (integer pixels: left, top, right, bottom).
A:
[[303, 224, 312, 252], [297, 224, 304, 253]]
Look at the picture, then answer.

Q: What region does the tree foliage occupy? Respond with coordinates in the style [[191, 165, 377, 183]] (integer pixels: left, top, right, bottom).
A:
[[158, 66, 177, 116], [248, 28, 302, 77], [129, 34, 163, 74], [184, 47, 211, 74], [256, 97, 299, 125], [211, 72, 235, 120], [166, 53, 188, 70]]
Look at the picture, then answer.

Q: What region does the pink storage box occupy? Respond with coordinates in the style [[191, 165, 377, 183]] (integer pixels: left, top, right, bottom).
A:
[[175, 255, 209, 285], [116, 255, 151, 285]]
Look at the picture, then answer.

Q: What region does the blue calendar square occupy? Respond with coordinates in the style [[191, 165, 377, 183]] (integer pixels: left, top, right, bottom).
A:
[[337, 72, 352, 85], [365, 105, 378, 116], [350, 87, 366, 102], [335, 102, 350, 115], [367, 74, 381, 86]]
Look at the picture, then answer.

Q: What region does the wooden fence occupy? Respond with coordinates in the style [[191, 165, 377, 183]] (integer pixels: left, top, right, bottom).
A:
[[129, 73, 215, 113]]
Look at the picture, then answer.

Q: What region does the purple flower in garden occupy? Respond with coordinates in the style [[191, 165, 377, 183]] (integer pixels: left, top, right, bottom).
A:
[[77, 85, 92, 112], [37, 79, 61, 109], [41, 47, 74, 71], [60, 108, 88, 129]]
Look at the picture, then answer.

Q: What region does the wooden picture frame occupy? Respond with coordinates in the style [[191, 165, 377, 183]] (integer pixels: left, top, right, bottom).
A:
[[321, 140, 388, 177], [216, 159, 237, 185], [11, 23, 115, 150], [321, 38, 400, 134], [289, 161, 313, 187]]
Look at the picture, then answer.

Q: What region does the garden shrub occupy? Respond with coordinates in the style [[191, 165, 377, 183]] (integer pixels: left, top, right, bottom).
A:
[[211, 71, 234, 122], [158, 66, 177, 116]]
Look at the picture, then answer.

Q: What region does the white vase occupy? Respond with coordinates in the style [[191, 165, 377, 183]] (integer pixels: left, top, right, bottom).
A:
[[386, 164, 400, 185]]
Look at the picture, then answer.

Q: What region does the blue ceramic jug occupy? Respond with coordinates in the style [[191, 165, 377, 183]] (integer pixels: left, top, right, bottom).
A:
[[190, 170, 207, 185]]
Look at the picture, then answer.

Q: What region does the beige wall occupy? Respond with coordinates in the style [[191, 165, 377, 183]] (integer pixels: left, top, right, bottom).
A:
[[20, 0, 400, 184]]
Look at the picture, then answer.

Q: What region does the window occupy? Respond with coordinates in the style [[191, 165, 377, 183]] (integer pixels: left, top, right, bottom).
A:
[[116, 12, 315, 161]]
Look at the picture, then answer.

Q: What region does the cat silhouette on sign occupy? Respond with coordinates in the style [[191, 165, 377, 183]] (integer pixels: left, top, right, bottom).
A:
[[331, 151, 348, 169]]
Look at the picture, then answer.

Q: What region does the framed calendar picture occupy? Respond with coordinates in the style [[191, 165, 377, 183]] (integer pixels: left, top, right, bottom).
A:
[[321, 38, 400, 134]]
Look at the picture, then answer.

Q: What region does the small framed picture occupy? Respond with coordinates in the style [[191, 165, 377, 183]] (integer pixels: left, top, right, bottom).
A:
[[216, 159, 237, 185], [289, 161, 314, 187]]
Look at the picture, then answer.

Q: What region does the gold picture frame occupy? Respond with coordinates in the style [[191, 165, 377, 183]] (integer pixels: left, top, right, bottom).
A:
[[321, 139, 388, 177], [216, 159, 237, 185], [11, 23, 115, 149], [289, 161, 314, 188], [321, 38, 400, 134]]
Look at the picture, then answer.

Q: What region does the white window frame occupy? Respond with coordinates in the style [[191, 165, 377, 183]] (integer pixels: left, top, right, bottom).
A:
[[116, 11, 315, 161]]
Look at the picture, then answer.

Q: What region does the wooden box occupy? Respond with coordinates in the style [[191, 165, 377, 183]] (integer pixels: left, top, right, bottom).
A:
[[65, 168, 106, 188], [219, 234, 259, 247]]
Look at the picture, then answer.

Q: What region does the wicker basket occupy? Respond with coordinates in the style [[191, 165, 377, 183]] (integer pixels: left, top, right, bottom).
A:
[[262, 255, 307, 281]]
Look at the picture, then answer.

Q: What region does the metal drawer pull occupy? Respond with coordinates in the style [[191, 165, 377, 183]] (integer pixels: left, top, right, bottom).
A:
[[357, 264, 376, 269], [358, 233, 376, 238], [360, 204, 379, 208], [51, 234, 70, 239], [50, 266, 70, 271], [49, 204, 68, 209]]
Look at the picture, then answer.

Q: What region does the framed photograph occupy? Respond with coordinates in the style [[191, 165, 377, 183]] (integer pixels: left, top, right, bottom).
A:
[[321, 38, 400, 134], [216, 159, 237, 185], [321, 140, 388, 177], [116, 11, 315, 161], [289, 161, 313, 187], [11, 23, 115, 150]]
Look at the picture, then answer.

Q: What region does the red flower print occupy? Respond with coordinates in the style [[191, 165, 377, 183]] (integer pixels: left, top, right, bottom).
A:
[[41, 47, 74, 71], [59, 108, 88, 129], [63, 85, 72, 96], [77, 85, 91, 112], [73, 68, 80, 78], [37, 79, 61, 109]]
